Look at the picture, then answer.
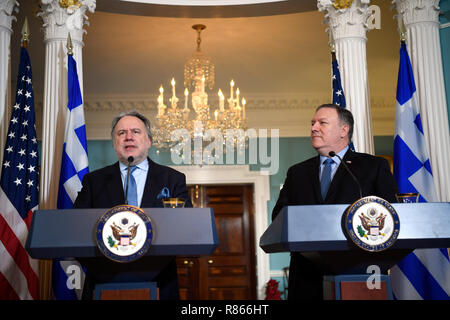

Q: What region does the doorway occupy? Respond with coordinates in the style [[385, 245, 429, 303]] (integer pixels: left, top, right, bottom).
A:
[[177, 184, 257, 299]]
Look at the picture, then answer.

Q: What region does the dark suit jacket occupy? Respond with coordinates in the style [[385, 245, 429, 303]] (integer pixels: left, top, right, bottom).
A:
[[74, 158, 192, 300], [272, 150, 398, 300]]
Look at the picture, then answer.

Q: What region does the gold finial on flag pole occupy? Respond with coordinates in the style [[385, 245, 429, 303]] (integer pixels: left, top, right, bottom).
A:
[[21, 17, 30, 48], [67, 33, 74, 55], [327, 26, 336, 54], [397, 16, 407, 43], [330, 42, 336, 54]]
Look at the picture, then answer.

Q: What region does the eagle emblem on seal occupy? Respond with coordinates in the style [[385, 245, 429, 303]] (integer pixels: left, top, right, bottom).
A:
[[96, 205, 153, 262], [344, 196, 400, 252], [108, 218, 139, 249], [358, 207, 387, 238]]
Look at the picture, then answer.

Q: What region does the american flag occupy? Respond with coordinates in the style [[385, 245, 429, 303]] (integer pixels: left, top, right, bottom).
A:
[[331, 51, 354, 151], [0, 46, 39, 300], [331, 52, 346, 108]]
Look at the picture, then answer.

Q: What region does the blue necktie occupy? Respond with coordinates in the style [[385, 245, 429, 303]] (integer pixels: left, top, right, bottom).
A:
[[321, 158, 334, 199], [127, 166, 138, 206]]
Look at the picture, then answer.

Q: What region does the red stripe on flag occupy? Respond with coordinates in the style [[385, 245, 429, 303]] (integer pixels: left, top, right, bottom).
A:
[[0, 214, 39, 299], [0, 271, 21, 300], [23, 209, 34, 230]]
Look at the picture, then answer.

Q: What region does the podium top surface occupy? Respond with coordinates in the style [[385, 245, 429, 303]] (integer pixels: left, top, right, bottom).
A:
[[260, 202, 450, 253], [26, 207, 218, 259]]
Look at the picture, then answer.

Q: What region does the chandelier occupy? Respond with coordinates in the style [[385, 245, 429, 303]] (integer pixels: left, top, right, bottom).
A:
[[151, 24, 247, 163]]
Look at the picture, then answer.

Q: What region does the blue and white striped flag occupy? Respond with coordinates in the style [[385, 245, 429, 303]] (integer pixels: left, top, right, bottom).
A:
[[390, 41, 450, 300], [52, 52, 89, 300]]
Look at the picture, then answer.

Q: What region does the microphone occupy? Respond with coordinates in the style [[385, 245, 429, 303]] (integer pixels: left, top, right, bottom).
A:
[[328, 151, 363, 199], [124, 156, 134, 205]]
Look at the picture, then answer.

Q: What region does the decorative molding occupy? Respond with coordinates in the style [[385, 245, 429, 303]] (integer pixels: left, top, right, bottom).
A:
[[318, 0, 372, 41], [38, 0, 96, 43], [0, 0, 18, 32], [33, 93, 330, 112], [394, 0, 440, 26], [32, 92, 396, 112], [440, 21, 450, 29], [33, 93, 396, 138]]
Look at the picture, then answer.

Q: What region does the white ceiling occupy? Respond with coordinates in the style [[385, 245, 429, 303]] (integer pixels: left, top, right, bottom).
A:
[[10, 0, 400, 137]]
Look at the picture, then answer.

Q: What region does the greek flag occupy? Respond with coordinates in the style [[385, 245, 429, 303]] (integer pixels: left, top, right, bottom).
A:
[[390, 41, 450, 300], [52, 53, 89, 300]]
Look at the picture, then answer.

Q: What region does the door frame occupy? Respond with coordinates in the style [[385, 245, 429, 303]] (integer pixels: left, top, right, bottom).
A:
[[171, 165, 271, 299]]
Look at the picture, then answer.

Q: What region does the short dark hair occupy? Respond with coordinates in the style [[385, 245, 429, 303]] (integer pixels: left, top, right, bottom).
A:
[[111, 110, 152, 141], [316, 103, 354, 141]]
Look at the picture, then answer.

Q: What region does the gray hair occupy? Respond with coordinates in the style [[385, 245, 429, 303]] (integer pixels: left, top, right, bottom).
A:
[[316, 103, 354, 141], [111, 110, 152, 141]]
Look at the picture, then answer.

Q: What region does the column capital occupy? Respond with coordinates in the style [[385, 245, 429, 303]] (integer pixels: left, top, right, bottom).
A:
[[317, 0, 372, 41], [38, 0, 96, 45], [0, 0, 19, 33], [394, 0, 440, 26]]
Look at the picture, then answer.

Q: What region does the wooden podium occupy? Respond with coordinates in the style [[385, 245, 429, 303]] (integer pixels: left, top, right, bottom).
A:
[[26, 207, 219, 300], [260, 203, 450, 300]]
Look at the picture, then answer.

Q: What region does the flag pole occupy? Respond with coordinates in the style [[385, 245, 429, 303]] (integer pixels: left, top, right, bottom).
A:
[[21, 17, 29, 49], [67, 32, 73, 56]]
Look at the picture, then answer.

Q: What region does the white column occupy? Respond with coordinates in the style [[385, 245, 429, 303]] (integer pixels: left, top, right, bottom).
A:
[[0, 0, 17, 174], [38, 0, 95, 209], [318, 0, 375, 154], [395, 0, 450, 201]]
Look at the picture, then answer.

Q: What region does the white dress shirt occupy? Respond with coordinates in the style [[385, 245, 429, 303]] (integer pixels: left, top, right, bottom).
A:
[[319, 145, 349, 182]]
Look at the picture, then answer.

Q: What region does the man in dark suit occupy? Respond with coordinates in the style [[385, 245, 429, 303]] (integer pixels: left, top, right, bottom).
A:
[[74, 110, 192, 300], [272, 104, 398, 300]]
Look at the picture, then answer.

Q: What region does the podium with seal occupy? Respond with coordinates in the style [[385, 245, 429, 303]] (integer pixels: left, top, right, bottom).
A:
[[260, 200, 450, 300], [26, 207, 218, 299]]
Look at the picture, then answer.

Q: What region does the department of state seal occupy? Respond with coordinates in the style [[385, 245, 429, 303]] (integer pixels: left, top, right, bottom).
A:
[[96, 205, 153, 263], [344, 196, 400, 252]]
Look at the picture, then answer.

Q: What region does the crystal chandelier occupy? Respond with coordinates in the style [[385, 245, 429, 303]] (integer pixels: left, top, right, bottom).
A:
[[152, 24, 247, 162]]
